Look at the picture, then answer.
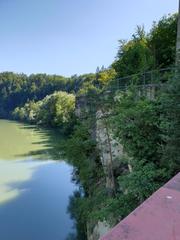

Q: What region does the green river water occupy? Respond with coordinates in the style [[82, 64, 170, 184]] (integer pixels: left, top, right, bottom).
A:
[[0, 119, 76, 240]]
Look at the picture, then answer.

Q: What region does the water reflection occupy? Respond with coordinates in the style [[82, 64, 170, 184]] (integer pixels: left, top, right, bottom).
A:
[[0, 120, 76, 240], [0, 160, 52, 204], [0, 119, 63, 160]]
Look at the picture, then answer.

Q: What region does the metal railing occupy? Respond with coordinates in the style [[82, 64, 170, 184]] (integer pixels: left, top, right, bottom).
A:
[[76, 67, 177, 116], [109, 67, 176, 92]]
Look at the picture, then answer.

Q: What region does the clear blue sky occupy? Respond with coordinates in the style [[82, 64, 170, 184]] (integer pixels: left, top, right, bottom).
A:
[[0, 0, 178, 76]]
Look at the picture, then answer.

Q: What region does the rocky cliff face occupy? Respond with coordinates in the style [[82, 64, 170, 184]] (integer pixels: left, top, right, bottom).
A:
[[96, 110, 124, 194], [87, 221, 110, 240], [86, 110, 126, 240], [76, 97, 126, 239]]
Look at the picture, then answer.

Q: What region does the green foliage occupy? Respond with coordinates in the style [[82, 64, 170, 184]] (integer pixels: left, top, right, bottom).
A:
[[77, 68, 116, 96], [159, 69, 180, 174], [112, 88, 162, 163], [107, 86, 171, 216], [0, 69, 115, 120], [0, 72, 76, 118], [96, 68, 117, 87], [148, 14, 177, 68], [112, 14, 177, 83], [63, 120, 111, 238], [118, 162, 166, 203], [63, 121, 102, 191], [78, 81, 98, 96], [112, 27, 155, 79], [13, 91, 76, 131], [12, 100, 39, 123], [37, 91, 75, 128]]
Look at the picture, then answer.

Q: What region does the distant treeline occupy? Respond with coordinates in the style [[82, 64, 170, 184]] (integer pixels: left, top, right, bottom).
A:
[[0, 68, 117, 119]]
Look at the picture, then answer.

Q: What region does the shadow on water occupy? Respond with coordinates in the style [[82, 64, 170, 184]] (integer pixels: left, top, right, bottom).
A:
[[14, 124, 66, 160], [0, 162, 76, 240], [0, 119, 66, 161]]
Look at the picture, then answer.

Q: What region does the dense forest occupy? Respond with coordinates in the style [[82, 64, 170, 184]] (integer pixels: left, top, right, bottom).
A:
[[0, 13, 179, 239]]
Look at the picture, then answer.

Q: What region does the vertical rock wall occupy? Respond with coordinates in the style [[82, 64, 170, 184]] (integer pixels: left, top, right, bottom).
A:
[[96, 110, 124, 193], [76, 97, 126, 240]]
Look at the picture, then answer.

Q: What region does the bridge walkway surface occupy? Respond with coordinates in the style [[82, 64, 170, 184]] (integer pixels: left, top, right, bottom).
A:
[[101, 173, 180, 240]]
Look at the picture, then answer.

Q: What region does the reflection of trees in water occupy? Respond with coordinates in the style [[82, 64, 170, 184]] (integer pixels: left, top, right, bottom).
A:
[[22, 124, 85, 239], [66, 190, 87, 240], [19, 124, 86, 239], [16, 124, 65, 160], [66, 233, 77, 240]]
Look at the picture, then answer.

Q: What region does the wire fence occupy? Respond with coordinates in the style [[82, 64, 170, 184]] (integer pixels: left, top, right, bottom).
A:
[[76, 67, 177, 117], [108, 67, 176, 92]]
